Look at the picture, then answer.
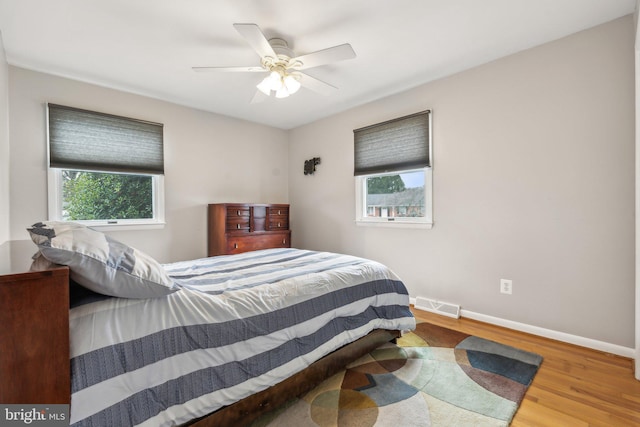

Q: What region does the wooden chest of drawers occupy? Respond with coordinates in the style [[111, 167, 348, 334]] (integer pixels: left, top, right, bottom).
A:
[[208, 203, 291, 256], [0, 240, 70, 404]]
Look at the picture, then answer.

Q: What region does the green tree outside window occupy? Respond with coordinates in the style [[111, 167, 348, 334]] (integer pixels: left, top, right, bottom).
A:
[[366, 175, 406, 194], [62, 170, 153, 220]]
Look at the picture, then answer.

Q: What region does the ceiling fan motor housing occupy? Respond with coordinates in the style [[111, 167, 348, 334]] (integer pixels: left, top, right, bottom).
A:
[[269, 38, 294, 58]]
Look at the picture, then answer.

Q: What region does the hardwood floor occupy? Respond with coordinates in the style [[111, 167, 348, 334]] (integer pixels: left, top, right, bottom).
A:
[[411, 307, 640, 426]]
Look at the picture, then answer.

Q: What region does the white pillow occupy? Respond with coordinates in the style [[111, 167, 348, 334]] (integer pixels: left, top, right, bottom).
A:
[[27, 221, 178, 298]]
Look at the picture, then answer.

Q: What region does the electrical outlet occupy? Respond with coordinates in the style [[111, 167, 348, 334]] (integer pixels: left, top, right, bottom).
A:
[[500, 279, 513, 295]]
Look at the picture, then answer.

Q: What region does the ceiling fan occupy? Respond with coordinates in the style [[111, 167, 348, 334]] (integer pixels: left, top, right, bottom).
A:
[[193, 23, 356, 101]]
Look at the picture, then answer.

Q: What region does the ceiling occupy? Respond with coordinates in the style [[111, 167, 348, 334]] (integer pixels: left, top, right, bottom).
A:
[[0, 0, 635, 130]]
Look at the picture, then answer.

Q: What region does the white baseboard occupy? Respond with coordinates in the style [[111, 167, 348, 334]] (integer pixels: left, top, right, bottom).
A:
[[409, 297, 635, 358]]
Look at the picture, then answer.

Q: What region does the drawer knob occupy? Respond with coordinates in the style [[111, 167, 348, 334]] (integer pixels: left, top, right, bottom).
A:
[[237, 210, 241, 216], [278, 222, 281, 228], [278, 210, 281, 215], [237, 224, 241, 229], [234, 243, 238, 249]]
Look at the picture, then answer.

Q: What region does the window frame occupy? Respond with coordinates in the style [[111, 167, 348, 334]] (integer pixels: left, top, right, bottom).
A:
[[355, 167, 433, 229], [47, 168, 165, 230]]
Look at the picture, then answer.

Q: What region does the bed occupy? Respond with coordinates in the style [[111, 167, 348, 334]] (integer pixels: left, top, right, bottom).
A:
[[27, 221, 415, 427]]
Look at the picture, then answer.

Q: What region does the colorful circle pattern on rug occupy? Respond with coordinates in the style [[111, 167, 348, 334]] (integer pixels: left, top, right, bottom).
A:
[[253, 323, 542, 427]]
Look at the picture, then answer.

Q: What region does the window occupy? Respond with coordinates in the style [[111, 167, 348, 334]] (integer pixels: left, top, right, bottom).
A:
[[354, 110, 432, 228], [47, 103, 165, 229]]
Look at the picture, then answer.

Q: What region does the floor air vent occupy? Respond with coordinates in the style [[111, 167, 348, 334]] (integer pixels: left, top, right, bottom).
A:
[[414, 296, 460, 319]]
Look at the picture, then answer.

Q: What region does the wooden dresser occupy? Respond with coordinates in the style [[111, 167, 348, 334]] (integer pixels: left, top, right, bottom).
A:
[[208, 203, 291, 256], [0, 240, 70, 404]]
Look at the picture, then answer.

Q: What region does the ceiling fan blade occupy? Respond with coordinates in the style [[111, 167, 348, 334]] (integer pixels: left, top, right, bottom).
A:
[[233, 23, 277, 59], [192, 66, 265, 73], [298, 73, 337, 96], [292, 44, 356, 70]]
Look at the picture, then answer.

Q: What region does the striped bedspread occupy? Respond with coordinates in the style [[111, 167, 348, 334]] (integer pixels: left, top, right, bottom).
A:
[[69, 248, 415, 427]]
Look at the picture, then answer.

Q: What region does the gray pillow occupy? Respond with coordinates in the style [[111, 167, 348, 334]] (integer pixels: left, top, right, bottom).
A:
[[27, 221, 178, 298]]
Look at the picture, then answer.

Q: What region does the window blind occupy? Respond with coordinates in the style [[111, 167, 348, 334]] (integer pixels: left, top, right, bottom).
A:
[[47, 103, 164, 174], [354, 110, 430, 176]]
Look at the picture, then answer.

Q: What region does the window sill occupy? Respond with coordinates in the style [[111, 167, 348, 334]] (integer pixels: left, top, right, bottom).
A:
[[66, 221, 166, 232], [355, 219, 433, 229]]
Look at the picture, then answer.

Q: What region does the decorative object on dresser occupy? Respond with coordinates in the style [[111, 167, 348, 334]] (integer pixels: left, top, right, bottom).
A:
[[0, 240, 70, 405], [207, 203, 291, 256]]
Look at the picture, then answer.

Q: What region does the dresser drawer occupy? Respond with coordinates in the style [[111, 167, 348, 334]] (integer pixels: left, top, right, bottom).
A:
[[227, 206, 250, 218], [269, 206, 289, 217], [226, 232, 291, 254], [226, 217, 250, 232], [268, 218, 289, 230]]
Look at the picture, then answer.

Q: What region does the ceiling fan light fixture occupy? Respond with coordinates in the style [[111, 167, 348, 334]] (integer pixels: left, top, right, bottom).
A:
[[283, 74, 301, 95], [268, 71, 282, 89], [259, 69, 300, 99], [257, 70, 285, 95], [256, 77, 272, 95], [275, 86, 290, 98]]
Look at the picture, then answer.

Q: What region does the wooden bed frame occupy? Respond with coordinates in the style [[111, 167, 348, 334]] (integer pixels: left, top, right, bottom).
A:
[[0, 240, 401, 426], [185, 329, 400, 427]]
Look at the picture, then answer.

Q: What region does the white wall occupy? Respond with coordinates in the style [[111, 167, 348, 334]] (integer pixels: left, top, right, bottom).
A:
[[634, 0, 639, 379], [0, 32, 9, 245], [8, 67, 289, 262], [289, 16, 635, 348]]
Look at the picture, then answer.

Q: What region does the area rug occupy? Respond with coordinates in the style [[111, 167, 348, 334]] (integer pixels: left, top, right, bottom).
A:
[[251, 322, 543, 427]]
